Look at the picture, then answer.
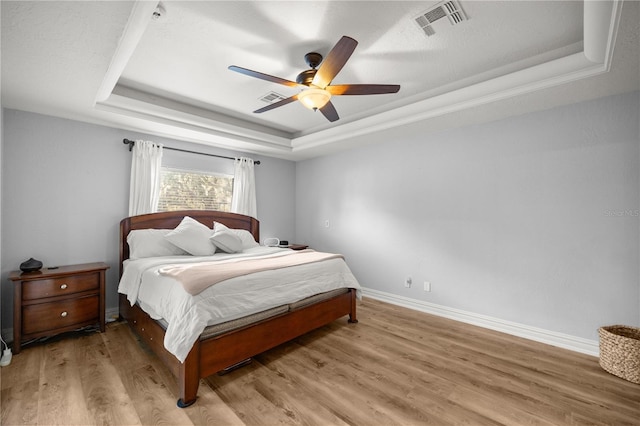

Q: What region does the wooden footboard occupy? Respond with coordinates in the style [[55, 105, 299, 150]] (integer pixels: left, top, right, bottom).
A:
[[119, 289, 358, 407]]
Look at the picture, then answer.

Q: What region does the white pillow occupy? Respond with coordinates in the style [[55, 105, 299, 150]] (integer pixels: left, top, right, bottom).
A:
[[127, 229, 188, 259], [210, 222, 243, 253], [165, 216, 216, 256], [232, 229, 260, 249]]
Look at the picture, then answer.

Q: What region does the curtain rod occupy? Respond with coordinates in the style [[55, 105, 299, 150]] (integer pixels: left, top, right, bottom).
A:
[[122, 139, 261, 165]]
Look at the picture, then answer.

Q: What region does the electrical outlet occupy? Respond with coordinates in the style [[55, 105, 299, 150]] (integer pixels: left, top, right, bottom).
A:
[[424, 281, 431, 292], [405, 277, 412, 288], [324, 220, 330, 228]]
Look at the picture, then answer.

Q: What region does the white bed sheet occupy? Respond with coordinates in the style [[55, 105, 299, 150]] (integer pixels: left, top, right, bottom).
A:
[[118, 246, 362, 362]]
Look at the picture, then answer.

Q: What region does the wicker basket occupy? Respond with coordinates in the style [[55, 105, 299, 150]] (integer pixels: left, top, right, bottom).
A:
[[598, 325, 640, 384]]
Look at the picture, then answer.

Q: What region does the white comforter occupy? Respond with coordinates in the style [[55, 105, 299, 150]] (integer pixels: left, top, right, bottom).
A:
[[118, 246, 362, 362]]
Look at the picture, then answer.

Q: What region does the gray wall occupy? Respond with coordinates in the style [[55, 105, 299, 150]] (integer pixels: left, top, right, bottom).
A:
[[296, 91, 640, 341], [3, 92, 638, 344], [1, 109, 296, 329]]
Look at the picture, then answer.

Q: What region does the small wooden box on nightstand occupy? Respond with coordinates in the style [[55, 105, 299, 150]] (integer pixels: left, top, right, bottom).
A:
[[9, 262, 109, 354], [285, 244, 309, 250]]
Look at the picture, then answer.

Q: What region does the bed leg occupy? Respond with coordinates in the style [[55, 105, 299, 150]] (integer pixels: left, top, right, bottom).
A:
[[348, 289, 359, 323], [177, 342, 200, 408], [177, 397, 196, 408]]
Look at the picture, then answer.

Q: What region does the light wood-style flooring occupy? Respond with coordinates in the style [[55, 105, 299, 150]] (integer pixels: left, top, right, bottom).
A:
[[2, 298, 639, 425]]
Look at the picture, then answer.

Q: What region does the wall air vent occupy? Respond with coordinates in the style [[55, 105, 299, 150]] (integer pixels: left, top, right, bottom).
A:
[[414, 0, 468, 37], [259, 91, 287, 104]]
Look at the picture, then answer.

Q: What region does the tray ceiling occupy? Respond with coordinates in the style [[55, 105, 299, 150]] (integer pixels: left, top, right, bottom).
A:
[[1, 1, 638, 160]]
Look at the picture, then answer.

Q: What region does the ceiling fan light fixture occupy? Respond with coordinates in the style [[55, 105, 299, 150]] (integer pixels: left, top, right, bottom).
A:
[[229, 36, 400, 122], [298, 88, 331, 110]]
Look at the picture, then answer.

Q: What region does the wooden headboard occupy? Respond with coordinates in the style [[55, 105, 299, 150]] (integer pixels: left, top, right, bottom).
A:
[[119, 210, 260, 276]]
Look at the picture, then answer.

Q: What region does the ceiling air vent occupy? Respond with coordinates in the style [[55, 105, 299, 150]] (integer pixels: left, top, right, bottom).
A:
[[414, 0, 467, 37], [259, 91, 287, 104]]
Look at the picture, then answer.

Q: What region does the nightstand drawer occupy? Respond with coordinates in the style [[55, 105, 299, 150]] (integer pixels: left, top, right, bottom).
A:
[[22, 295, 99, 335], [22, 272, 99, 300]]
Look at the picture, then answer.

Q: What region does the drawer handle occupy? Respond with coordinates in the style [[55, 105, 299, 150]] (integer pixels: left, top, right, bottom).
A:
[[60, 284, 68, 290], [60, 311, 68, 317]]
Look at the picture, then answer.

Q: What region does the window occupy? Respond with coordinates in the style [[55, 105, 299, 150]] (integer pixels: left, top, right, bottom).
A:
[[157, 167, 233, 212]]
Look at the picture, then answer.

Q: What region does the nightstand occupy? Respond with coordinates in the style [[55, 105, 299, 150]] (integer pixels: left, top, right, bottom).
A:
[[9, 262, 109, 354]]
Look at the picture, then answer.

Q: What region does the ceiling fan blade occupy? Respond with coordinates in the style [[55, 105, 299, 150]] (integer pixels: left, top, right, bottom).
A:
[[229, 65, 300, 87], [312, 36, 358, 89], [326, 84, 401, 96], [319, 101, 339, 122], [253, 94, 299, 113]]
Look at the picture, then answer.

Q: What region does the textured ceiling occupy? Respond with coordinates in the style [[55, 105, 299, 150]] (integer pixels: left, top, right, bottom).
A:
[[120, 1, 583, 133], [1, 1, 638, 160]]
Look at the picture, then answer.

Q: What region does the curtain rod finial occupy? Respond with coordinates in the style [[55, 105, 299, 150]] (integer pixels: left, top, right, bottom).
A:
[[123, 139, 135, 151]]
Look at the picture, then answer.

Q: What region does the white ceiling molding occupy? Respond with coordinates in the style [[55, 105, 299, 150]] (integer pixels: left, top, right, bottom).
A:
[[96, 90, 294, 154], [94, 1, 159, 103], [584, 0, 620, 65], [95, 100, 296, 158], [291, 53, 600, 151], [92, 0, 623, 160], [108, 84, 292, 142]]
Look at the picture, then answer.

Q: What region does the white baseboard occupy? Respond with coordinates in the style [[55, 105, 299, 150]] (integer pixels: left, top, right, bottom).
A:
[[362, 287, 599, 357]]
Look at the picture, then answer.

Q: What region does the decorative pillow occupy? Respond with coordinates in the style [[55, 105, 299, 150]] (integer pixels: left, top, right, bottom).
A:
[[232, 229, 260, 249], [165, 216, 216, 256], [127, 229, 189, 259], [210, 221, 243, 253]]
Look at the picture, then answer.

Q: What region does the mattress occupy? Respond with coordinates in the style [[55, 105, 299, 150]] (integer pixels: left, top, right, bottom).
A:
[[118, 246, 361, 362]]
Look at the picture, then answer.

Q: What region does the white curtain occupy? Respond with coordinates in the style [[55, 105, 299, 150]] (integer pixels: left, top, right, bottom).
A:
[[231, 157, 257, 218], [128, 140, 163, 216]]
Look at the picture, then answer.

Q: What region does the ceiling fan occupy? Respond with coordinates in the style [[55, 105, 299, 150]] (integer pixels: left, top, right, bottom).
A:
[[229, 36, 400, 123]]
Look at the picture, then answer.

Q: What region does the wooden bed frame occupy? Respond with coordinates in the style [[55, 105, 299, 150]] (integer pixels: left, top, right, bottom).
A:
[[118, 210, 358, 407]]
